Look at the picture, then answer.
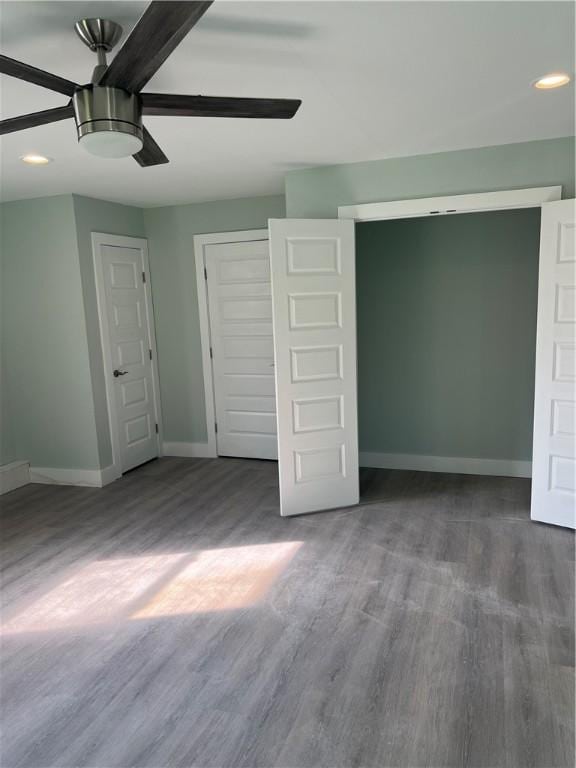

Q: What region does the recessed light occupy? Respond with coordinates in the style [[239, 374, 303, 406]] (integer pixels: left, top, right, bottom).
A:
[[20, 153, 53, 165], [533, 73, 571, 90]]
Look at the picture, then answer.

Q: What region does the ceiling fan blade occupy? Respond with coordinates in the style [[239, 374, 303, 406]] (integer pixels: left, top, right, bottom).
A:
[[133, 127, 169, 166], [0, 55, 78, 97], [141, 93, 302, 119], [101, 1, 213, 93], [0, 104, 74, 135]]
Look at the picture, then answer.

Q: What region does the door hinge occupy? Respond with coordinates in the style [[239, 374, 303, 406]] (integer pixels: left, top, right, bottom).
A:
[[155, 423, 159, 434], [149, 349, 153, 360], [204, 267, 208, 280], [209, 346, 213, 359], [215, 422, 218, 433], [142, 271, 146, 283]]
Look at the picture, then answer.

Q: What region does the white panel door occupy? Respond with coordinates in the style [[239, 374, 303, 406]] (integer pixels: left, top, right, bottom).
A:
[[205, 240, 277, 460], [269, 219, 359, 516], [99, 242, 159, 473], [532, 199, 576, 528]]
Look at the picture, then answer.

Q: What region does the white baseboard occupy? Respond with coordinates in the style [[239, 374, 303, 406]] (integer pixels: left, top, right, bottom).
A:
[[161, 444, 531, 477], [162, 441, 216, 458], [0, 461, 30, 495], [100, 465, 120, 486], [29, 465, 117, 488], [359, 452, 532, 478]]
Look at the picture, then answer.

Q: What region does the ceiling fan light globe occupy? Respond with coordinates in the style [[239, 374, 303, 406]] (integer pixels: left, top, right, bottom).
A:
[[73, 87, 143, 158], [80, 130, 142, 158]]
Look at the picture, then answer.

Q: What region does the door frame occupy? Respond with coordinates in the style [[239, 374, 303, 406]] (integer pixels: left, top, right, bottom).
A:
[[337, 185, 562, 222], [193, 229, 269, 458], [337, 184, 563, 480], [92, 232, 163, 481]]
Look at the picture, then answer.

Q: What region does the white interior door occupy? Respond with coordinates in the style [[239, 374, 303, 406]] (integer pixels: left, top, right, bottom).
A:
[[269, 219, 359, 516], [205, 240, 277, 460], [94, 235, 160, 474], [532, 199, 576, 528]]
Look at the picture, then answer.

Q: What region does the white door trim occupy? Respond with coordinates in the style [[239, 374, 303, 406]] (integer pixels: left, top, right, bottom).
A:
[[92, 232, 163, 481], [193, 229, 269, 458], [337, 186, 562, 222]]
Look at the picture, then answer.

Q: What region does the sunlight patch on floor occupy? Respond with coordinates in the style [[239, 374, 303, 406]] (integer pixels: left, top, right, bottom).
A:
[[1, 553, 187, 633], [133, 542, 302, 618], [1, 543, 302, 634]]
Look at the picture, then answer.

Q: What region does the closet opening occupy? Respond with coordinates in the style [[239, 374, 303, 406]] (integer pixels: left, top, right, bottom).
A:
[[355, 208, 541, 486]]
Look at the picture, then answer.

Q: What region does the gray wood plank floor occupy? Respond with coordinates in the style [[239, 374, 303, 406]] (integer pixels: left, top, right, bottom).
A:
[[0, 458, 573, 768]]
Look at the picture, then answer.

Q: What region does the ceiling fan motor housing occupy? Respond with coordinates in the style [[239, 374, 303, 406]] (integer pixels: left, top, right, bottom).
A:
[[72, 86, 143, 156]]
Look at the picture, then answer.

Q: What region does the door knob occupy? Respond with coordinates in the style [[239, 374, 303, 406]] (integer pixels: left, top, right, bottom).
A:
[[113, 369, 128, 377]]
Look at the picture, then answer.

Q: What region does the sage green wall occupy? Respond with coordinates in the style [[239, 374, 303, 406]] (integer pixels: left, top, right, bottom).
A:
[[285, 136, 574, 462], [0, 196, 100, 469], [2, 136, 573, 468], [285, 137, 575, 217], [1, 190, 275, 467], [357, 209, 541, 460], [143, 195, 285, 444], [0, 232, 15, 465], [72, 195, 145, 468]]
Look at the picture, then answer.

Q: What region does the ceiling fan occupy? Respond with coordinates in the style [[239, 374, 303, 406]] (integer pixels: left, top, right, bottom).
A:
[[0, 1, 302, 166]]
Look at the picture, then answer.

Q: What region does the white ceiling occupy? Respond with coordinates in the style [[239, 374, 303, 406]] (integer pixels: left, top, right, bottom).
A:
[[0, 1, 574, 207]]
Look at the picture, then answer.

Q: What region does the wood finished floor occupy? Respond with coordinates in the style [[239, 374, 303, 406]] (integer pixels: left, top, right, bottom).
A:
[[0, 458, 573, 768]]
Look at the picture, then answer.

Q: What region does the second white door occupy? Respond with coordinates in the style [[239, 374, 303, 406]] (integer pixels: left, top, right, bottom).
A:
[[205, 239, 278, 460], [93, 234, 160, 474]]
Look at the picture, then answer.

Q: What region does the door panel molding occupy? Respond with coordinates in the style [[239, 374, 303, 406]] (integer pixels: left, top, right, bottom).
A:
[[269, 218, 359, 517], [205, 239, 277, 460], [92, 232, 163, 480], [193, 229, 269, 458], [531, 199, 576, 528]]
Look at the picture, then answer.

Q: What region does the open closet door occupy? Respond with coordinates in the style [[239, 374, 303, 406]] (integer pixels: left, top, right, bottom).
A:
[[531, 199, 576, 529], [269, 219, 359, 517]]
